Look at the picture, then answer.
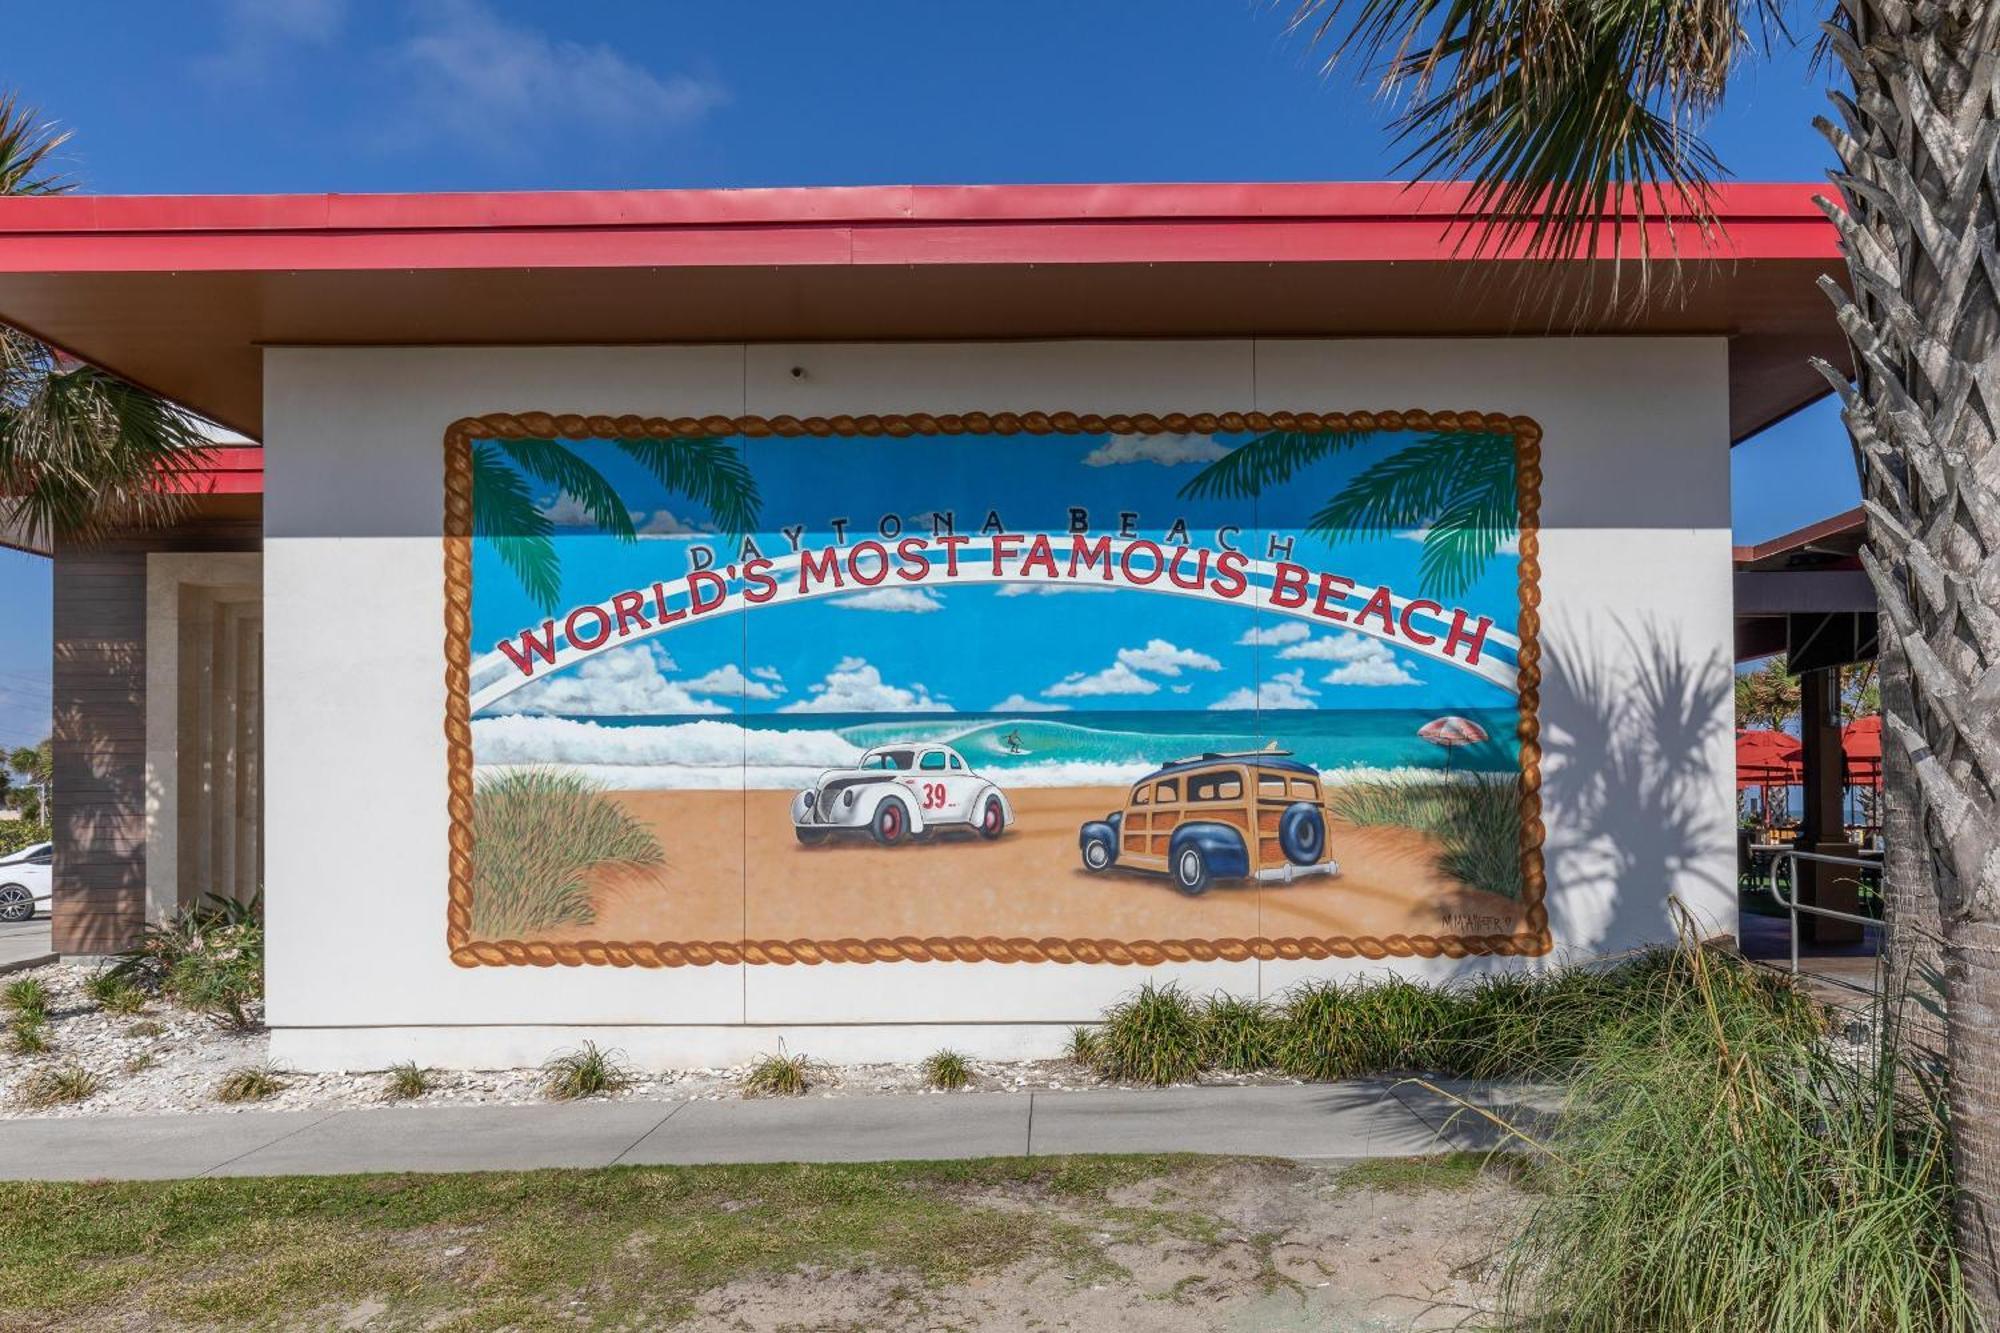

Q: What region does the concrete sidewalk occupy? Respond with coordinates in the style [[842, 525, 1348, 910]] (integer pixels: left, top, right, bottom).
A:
[[0, 1080, 1556, 1182], [0, 918, 53, 976]]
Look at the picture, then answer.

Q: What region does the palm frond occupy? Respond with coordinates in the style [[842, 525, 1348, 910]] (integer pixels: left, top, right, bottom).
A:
[[0, 330, 212, 546], [1177, 431, 1370, 502], [1283, 0, 1780, 295], [0, 95, 71, 196], [610, 436, 761, 537], [471, 444, 562, 614], [496, 440, 635, 541]]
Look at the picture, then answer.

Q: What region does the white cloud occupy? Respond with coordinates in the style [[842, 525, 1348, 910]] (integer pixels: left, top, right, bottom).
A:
[[541, 492, 607, 529], [1209, 669, 1320, 711], [995, 583, 1117, 597], [779, 657, 951, 714], [636, 507, 707, 536], [831, 588, 945, 614], [200, 0, 345, 81], [1044, 662, 1160, 698], [1116, 639, 1221, 676], [1278, 632, 1422, 686], [990, 693, 1070, 713], [509, 644, 727, 716], [1278, 632, 1389, 663], [1323, 657, 1422, 687], [1082, 434, 1231, 468], [1235, 622, 1312, 647], [1171, 684, 1193, 695], [394, 0, 726, 157], [751, 665, 783, 682], [682, 663, 784, 701]]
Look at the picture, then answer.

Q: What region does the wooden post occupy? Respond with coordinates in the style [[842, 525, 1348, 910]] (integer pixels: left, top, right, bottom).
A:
[[1797, 667, 1861, 945]]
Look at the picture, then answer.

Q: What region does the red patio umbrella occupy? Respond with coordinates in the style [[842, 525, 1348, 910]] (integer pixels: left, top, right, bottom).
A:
[[1842, 715, 1883, 786], [1736, 728, 1803, 787]]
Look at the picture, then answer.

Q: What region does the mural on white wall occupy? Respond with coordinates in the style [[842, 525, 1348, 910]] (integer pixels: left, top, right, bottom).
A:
[[442, 410, 1549, 967]]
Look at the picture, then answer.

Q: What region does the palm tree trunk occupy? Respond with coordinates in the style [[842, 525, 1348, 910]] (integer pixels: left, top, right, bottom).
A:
[[1876, 634, 1941, 993], [1817, 0, 2000, 1310]]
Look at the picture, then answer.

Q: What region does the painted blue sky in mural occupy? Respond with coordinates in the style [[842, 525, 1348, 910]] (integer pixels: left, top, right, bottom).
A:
[[468, 430, 1523, 724]]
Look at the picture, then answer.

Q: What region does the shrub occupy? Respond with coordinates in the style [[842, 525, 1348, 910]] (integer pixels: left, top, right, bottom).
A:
[[116, 895, 264, 1029], [1092, 982, 1205, 1086], [84, 972, 147, 1016], [1331, 774, 1525, 899], [215, 1063, 288, 1103], [742, 1047, 812, 1098], [1064, 1026, 1100, 1067], [382, 1061, 434, 1101], [7, 1017, 48, 1056], [920, 1049, 972, 1091], [542, 1041, 633, 1101], [1498, 948, 1971, 1329], [1, 977, 48, 1023], [0, 821, 48, 859], [17, 1064, 99, 1108], [1197, 993, 1278, 1072], [472, 769, 663, 937]]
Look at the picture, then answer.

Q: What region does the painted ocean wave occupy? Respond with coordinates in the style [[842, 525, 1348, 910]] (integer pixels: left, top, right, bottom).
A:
[[471, 708, 1518, 790]]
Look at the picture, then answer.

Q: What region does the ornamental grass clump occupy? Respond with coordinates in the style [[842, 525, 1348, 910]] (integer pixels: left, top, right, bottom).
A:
[[920, 1049, 972, 1091], [742, 1047, 812, 1098], [1272, 980, 1368, 1081], [1064, 1026, 1100, 1067], [542, 1041, 633, 1101], [1496, 944, 1971, 1330], [1091, 982, 1205, 1086], [7, 1016, 48, 1056], [382, 1061, 435, 1101], [1, 976, 48, 1023], [215, 1062, 288, 1104], [472, 769, 663, 937], [18, 1063, 100, 1108], [84, 972, 146, 1016], [1197, 993, 1279, 1072]]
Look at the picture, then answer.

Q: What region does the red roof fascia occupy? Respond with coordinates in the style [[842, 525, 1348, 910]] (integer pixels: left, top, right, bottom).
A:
[[0, 181, 1841, 273], [164, 445, 262, 495]]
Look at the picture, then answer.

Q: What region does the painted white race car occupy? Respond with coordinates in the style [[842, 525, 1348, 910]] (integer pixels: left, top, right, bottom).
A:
[[791, 744, 1014, 846]]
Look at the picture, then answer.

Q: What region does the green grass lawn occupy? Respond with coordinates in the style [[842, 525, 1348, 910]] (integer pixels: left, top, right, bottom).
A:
[[0, 1156, 1256, 1329]]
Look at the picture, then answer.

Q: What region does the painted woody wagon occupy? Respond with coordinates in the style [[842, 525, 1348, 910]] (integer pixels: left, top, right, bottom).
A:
[[1078, 748, 1341, 895]]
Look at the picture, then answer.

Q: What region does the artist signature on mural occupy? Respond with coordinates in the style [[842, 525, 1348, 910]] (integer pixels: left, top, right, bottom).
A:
[[1440, 912, 1515, 934]]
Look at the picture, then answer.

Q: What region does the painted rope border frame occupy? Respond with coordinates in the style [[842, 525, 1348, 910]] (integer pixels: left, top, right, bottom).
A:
[[443, 409, 1550, 967]]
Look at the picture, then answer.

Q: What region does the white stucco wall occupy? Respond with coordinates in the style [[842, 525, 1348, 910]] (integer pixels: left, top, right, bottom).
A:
[[262, 339, 1735, 1070]]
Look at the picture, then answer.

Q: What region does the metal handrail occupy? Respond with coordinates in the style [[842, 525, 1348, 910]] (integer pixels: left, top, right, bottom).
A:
[[1767, 848, 1883, 993]]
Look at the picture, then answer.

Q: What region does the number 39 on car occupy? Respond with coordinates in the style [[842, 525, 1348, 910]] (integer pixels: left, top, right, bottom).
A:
[[791, 744, 1014, 846]]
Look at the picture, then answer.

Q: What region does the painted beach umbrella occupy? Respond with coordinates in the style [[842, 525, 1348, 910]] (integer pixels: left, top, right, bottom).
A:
[[1418, 715, 1489, 770]]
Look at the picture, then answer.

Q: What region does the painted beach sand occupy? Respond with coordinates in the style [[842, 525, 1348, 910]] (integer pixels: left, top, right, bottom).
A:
[[452, 416, 1544, 960]]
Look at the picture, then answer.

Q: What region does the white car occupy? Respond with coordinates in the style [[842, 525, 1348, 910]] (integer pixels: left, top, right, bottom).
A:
[[791, 744, 1014, 846], [0, 841, 51, 923]]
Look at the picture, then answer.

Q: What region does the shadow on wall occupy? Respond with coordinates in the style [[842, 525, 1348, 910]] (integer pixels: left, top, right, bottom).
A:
[[1536, 618, 1735, 959], [51, 636, 145, 954]]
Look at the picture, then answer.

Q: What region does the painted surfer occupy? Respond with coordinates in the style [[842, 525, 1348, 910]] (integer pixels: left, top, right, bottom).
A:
[[1002, 728, 1025, 755]]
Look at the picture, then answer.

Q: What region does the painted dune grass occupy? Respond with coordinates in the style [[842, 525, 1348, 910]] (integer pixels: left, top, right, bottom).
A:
[[471, 768, 664, 936], [1330, 773, 1525, 900]]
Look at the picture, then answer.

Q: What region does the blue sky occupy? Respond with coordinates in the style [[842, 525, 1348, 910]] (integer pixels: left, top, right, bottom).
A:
[[0, 0, 1861, 745]]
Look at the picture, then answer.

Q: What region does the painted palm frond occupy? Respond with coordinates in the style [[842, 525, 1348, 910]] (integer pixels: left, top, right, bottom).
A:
[[611, 436, 761, 536], [1177, 431, 1369, 502], [497, 440, 636, 541], [470, 443, 561, 614], [1307, 433, 1517, 599]]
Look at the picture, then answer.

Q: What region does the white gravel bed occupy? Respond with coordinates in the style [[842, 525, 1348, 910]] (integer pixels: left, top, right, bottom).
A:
[[0, 961, 1298, 1119]]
